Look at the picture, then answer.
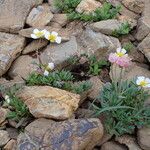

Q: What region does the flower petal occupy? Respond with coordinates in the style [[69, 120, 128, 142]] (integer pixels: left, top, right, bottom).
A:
[[33, 29, 39, 34], [31, 34, 38, 39], [121, 48, 127, 54], [51, 31, 58, 36], [48, 62, 55, 70], [44, 31, 50, 40], [44, 70, 49, 76], [145, 78, 150, 84], [42, 29, 47, 34], [55, 36, 61, 44], [116, 47, 121, 53]]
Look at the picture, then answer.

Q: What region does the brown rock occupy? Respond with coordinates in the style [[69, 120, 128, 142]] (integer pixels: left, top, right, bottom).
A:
[[3, 139, 16, 150], [51, 14, 68, 27], [17, 86, 80, 120], [137, 127, 150, 150], [19, 26, 70, 41], [88, 76, 104, 99], [26, 4, 53, 27], [101, 141, 127, 150], [116, 135, 142, 150], [76, 0, 102, 14], [0, 130, 10, 147], [0, 32, 25, 77], [8, 55, 38, 80], [0, 0, 43, 33], [22, 39, 49, 54], [122, 0, 144, 14], [17, 118, 104, 150], [90, 19, 122, 35], [40, 36, 78, 69], [135, 0, 150, 41], [0, 108, 8, 125], [138, 33, 150, 62]]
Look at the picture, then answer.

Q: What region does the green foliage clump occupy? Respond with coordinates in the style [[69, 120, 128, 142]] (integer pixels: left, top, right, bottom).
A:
[[26, 70, 92, 94], [55, 0, 81, 13], [122, 42, 134, 52], [112, 22, 131, 37], [92, 81, 150, 136], [88, 56, 109, 76], [68, 2, 121, 22], [5, 86, 30, 122]]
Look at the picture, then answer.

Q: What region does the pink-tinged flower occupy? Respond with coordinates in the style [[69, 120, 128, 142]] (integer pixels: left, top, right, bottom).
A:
[[108, 48, 131, 67]]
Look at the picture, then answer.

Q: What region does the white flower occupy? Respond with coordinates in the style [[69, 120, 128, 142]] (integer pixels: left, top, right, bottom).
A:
[[31, 29, 47, 39], [45, 31, 61, 44], [136, 76, 150, 88], [48, 62, 55, 70], [5, 95, 10, 104], [44, 70, 49, 76], [115, 48, 127, 57]]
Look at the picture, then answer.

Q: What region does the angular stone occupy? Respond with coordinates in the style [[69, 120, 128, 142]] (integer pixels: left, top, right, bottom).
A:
[[90, 19, 122, 35], [8, 55, 38, 80], [0, 130, 10, 147], [88, 76, 104, 99], [137, 127, 150, 150], [101, 142, 127, 150], [3, 139, 16, 150], [135, 0, 150, 41], [22, 39, 49, 54], [76, 0, 102, 14], [17, 86, 80, 120], [0, 108, 8, 125], [0, 32, 25, 77], [122, 0, 144, 14], [19, 27, 70, 41], [26, 4, 53, 27], [40, 36, 78, 69], [51, 14, 68, 27], [17, 118, 104, 150], [77, 28, 121, 59], [116, 135, 142, 150], [138, 33, 150, 62], [0, 0, 43, 33]]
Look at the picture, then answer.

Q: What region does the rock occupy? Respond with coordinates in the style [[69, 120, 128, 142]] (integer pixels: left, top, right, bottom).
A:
[[17, 118, 104, 149], [76, 0, 102, 14], [101, 141, 127, 150], [138, 33, 150, 62], [88, 76, 104, 99], [137, 127, 150, 150], [8, 55, 38, 80], [50, 14, 68, 27], [48, 0, 60, 13], [116, 135, 142, 150], [135, 0, 150, 41], [0, 0, 43, 33], [22, 39, 49, 54], [90, 19, 122, 35], [26, 4, 53, 27], [0, 32, 25, 77], [0, 130, 10, 147], [40, 36, 78, 69], [75, 108, 94, 118], [17, 86, 80, 120], [0, 108, 8, 125], [19, 26, 70, 41], [6, 128, 19, 139], [3, 139, 16, 150], [77, 28, 121, 59], [122, 0, 144, 14]]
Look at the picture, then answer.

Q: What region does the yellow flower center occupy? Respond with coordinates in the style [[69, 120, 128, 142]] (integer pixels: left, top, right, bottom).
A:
[[35, 31, 44, 38], [116, 52, 124, 57], [139, 81, 148, 87], [48, 34, 56, 42]]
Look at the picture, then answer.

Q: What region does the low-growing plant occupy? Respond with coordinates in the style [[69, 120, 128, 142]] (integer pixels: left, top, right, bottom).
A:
[[4, 86, 30, 122], [92, 81, 150, 136], [112, 22, 131, 37], [122, 42, 134, 53], [68, 2, 121, 22], [55, 0, 81, 13], [26, 70, 92, 94]]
